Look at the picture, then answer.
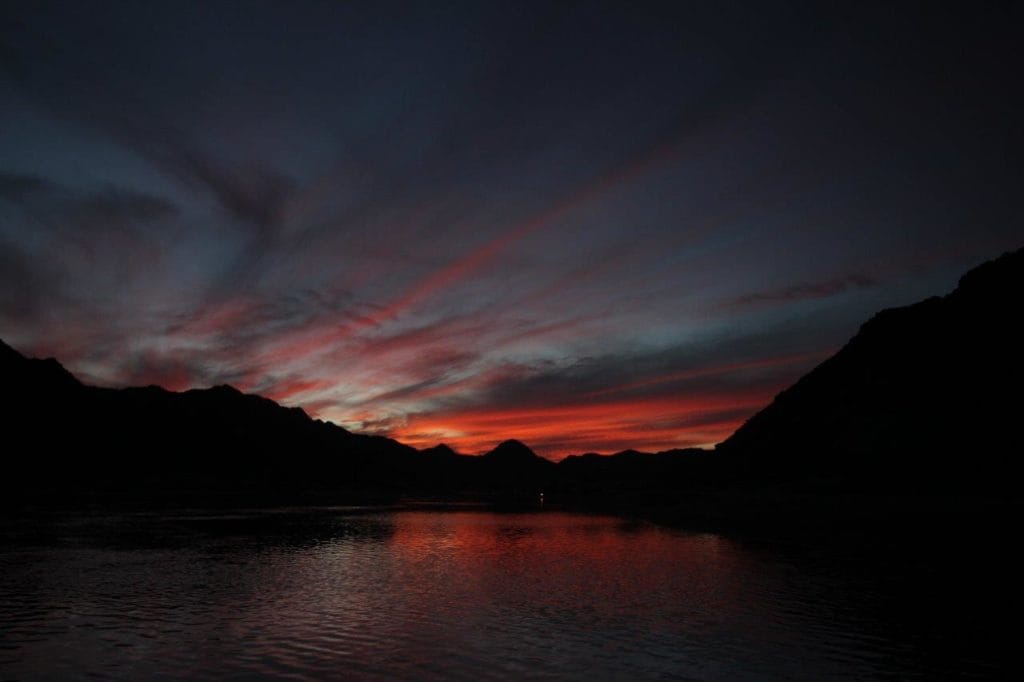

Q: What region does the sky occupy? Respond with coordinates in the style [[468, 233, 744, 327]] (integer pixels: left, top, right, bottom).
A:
[[1, 1, 1020, 458]]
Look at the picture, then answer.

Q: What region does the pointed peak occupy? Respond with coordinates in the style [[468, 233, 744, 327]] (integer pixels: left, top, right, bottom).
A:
[[421, 443, 458, 457], [484, 439, 540, 461], [187, 384, 243, 397]]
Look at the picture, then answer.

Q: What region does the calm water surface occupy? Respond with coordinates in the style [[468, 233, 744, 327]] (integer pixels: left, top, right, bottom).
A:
[[0, 509, 1015, 680]]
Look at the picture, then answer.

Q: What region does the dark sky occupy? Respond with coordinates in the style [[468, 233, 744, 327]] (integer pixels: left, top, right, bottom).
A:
[[1, 1, 1020, 457]]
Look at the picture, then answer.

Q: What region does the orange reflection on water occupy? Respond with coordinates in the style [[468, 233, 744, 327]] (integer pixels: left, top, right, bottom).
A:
[[385, 511, 751, 626]]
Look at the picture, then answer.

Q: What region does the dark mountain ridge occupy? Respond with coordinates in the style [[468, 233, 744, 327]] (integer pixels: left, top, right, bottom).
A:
[[3, 246, 1022, 510], [1, 345, 558, 503], [716, 247, 1024, 494]]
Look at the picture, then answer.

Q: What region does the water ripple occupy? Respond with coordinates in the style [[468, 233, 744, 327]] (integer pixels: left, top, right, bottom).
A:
[[0, 510, 1015, 680]]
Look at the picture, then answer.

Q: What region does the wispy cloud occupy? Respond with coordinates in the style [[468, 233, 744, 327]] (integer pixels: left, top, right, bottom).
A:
[[730, 274, 877, 308], [0, 171, 52, 201]]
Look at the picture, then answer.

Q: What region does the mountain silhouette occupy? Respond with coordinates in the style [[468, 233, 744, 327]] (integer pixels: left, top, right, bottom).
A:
[[0, 341, 560, 504], [479, 440, 555, 493], [483, 439, 540, 463], [420, 443, 459, 460], [716, 247, 1024, 494], [2, 246, 1022, 512], [1, 341, 419, 503], [553, 448, 715, 498]]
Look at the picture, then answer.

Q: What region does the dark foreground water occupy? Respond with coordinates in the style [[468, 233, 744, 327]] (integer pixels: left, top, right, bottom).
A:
[[0, 508, 1017, 680]]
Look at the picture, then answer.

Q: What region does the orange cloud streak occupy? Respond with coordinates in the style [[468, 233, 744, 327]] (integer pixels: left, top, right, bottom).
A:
[[390, 390, 772, 459], [263, 377, 335, 403]]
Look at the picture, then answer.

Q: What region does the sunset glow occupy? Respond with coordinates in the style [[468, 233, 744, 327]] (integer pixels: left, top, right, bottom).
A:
[[2, 2, 1019, 458]]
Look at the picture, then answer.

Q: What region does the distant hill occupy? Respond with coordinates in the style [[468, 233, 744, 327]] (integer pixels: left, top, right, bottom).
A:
[[716, 247, 1024, 494], [1, 339, 422, 502]]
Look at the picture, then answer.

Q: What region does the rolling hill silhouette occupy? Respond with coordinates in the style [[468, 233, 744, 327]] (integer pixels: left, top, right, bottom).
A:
[[2, 246, 1022, 512]]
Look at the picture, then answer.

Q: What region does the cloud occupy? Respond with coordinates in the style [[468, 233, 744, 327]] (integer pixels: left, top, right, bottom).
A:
[[150, 148, 294, 236], [354, 320, 836, 457], [388, 394, 771, 457], [0, 235, 65, 324], [730, 273, 877, 307], [0, 169, 178, 225], [113, 348, 205, 392], [0, 172, 180, 337], [0, 171, 54, 201], [74, 187, 178, 224]]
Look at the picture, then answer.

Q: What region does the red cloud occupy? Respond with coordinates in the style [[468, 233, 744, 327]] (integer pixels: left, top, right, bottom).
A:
[[389, 391, 772, 459]]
